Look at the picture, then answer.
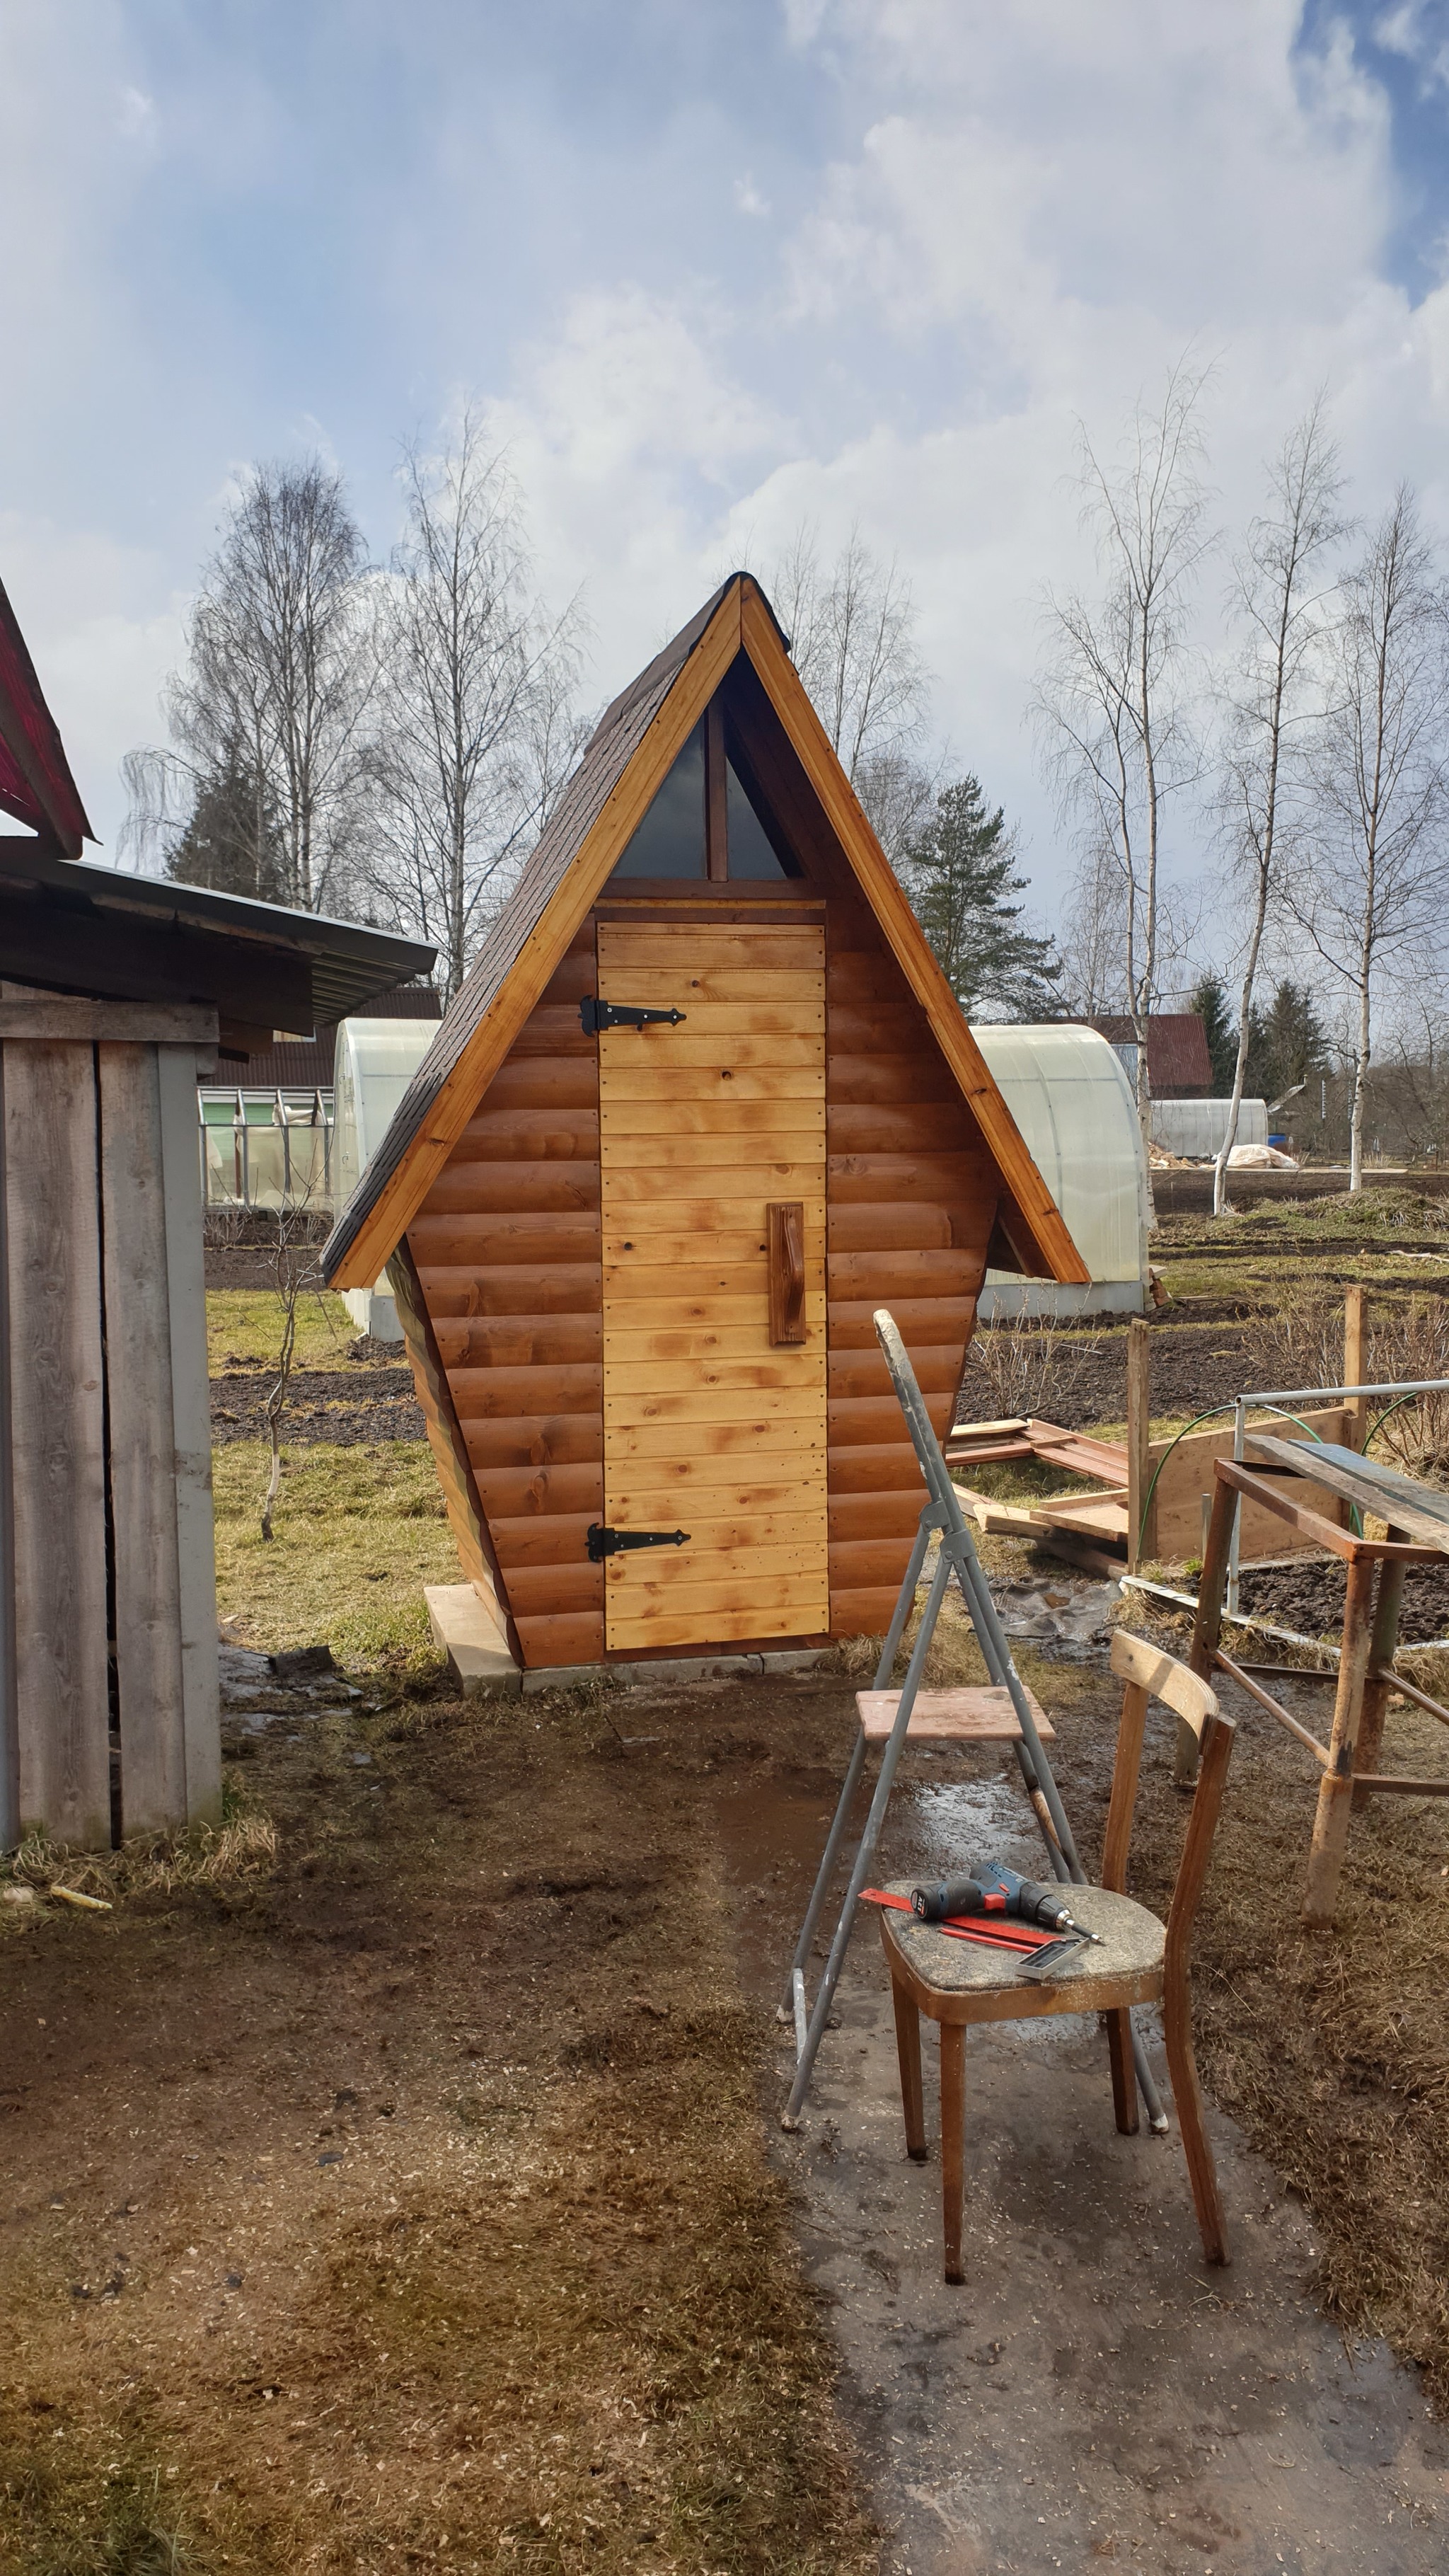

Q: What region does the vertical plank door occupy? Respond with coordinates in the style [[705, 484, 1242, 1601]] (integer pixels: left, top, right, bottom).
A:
[[599, 919, 829, 1652]]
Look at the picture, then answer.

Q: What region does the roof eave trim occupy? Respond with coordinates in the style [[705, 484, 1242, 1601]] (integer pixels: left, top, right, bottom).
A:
[[737, 580, 1090, 1288]]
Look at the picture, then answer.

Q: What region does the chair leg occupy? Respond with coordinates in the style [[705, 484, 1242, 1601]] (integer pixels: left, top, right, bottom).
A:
[[890, 1975, 927, 2162], [1106, 2007, 1138, 2135], [1162, 1978, 1228, 2265], [940, 2023, 966, 2285]]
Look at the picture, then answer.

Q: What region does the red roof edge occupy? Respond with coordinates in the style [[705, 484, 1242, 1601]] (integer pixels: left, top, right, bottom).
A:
[[0, 574, 96, 854]]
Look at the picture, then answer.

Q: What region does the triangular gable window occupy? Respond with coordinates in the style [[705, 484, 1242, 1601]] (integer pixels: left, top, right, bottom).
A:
[[608, 712, 790, 881], [611, 728, 705, 877]]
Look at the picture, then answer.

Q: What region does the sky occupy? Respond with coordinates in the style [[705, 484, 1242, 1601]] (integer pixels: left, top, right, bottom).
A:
[[6, 0, 1449, 921]]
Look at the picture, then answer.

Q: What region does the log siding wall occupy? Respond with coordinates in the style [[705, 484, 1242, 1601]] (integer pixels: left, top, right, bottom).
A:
[[824, 895, 996, 1635], [406, 927, 605, 1672]]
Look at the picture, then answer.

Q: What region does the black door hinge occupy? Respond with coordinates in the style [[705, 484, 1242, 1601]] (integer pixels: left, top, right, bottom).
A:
[[587, 1525, 690, 1563], [580, 997, 687, 1035]]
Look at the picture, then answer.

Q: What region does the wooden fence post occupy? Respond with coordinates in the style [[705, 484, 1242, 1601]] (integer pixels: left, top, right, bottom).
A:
[[1126, 1316, 1151, 1573]]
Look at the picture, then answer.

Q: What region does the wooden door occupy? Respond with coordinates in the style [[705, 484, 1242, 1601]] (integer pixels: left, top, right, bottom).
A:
[[598, 919, 829, 1653]]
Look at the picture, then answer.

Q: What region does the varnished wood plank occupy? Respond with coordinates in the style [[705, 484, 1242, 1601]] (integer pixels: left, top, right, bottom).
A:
[[449, 1362, 602, 1420], [98, 1045, 188, 1836], [601, 1128, 826, 1171], [826, 1248, 986, 1299], [829, 1586, 904, 1636], [600, 968, 824, 1004], [601, 1159, 824, 1197], [606, 1543, 828, 1589], [604, 1510, 826, 1555], [474, 1463, 604, 1519], [599, 926, 824, 971], [828, 1202, 955, 1253], [831, 1394, 951, 1447], [598, 1291, 825, 1330], [827, 1002, 930, 1054], [514, 1611, 606, 1669], [413, 1195, 602, 1254], [604, 1355, 826, 1396], [490, 1512, 597, 1568], [604, 1383, 826, 1427], [829, 1536, 921, 1589], [599, 1062, 824, 1100], [505, 1560, 602, 1617], [605, 1604, 824, 1650], [826, 1152, 993, 1204], [601, 1193, 824, 1231], [597, 1001, 826, 1037], [391, 1244, 516, 1643], [604, 1572, 829, 1619], [829, 1102, 978, 1155], [830, 1489, 928, 1543], [482, 1056, 599, 1110], [461, 1414, 606, 1470], [427, 1159, 600, 1215], [603, 1260, 824, 1302], [454, 1108, 600, 1161], [827, 1052, 957, 1106], [4, 1042, 111, 1846], [433, 1313, 603, 1368], [497, 1003, 597, 1059], [607, 1416, 826, 1461], [606, 1473, 826, 1519], [829, 1296, 976, 1349], [412, 1259, 601, 1316], [608, 1032, 824, 1070], [829, 1347, 964, 1399], [603, 1230, 808, 1269], [603, 1321, 825, 1361], [829, 1442, 930, 1495], [599, 1098, 826, 1137]]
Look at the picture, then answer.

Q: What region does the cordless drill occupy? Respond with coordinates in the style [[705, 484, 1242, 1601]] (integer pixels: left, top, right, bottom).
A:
[[911, 1858, 1104, 1944]]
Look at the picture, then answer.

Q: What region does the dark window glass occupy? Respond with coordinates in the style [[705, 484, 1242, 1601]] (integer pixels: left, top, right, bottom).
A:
[[725, 759, 787, 878], [609, 726, 705, 876]]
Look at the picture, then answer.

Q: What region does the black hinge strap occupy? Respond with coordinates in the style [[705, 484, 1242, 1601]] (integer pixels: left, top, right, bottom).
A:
[[586, 1525, 690, 1563], [580, 998, 686, 1035]]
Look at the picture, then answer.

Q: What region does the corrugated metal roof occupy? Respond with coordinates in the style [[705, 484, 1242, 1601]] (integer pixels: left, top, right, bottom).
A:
[[321, 574, 754, 1280], [0, 836, 435, 1021], [202, 985, 442, 1090]]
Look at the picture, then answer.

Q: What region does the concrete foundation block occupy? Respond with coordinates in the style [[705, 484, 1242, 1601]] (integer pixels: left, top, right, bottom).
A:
[[425, 1584, 521, 1700]]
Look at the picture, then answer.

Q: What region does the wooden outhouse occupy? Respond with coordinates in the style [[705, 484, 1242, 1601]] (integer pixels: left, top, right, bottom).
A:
[[323, 575, 1087, 1681], [0, 573, 433, 1849]]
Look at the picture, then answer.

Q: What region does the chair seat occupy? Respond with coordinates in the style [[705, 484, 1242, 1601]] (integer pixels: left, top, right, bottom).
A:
[[877, 1876, 1164, 2021], [855, 1685, 1054, 1742]]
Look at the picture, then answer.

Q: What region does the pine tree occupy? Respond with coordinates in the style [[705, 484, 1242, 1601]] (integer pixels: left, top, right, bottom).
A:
[[1247, 979, 1330, 1102], [899, 775, 1061, 1019], [166, 751, 287, 902], [1189, 974, 1239, 1092]]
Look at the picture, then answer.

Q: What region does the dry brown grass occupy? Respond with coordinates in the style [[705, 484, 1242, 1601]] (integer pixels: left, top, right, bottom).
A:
[[957, 1311, 1104, 1426], [1110, 1591, 1449, 2409]]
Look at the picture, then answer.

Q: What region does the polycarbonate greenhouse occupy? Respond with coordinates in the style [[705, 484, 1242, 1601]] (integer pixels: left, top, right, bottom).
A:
[[970, 1023, 1151, 1318]]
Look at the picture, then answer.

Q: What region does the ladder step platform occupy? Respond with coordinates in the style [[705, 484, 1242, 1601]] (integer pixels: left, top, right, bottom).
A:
[[855, 1685, 1054, 1742]]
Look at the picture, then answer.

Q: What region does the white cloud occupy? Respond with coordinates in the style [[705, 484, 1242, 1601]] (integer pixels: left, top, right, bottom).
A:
[[116, 84, 156, 144], [734, 173, 770, 219]]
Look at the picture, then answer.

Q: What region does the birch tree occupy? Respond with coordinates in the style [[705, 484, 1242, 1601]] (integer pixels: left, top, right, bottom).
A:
[[765, 526, 930, 849], [1212, 401, 1344, 1213], [1293, 488, 1449, 1191], [1035, 363, 1213, 1164], [364, 412, 584, 998], [127, 459, 376, 912]]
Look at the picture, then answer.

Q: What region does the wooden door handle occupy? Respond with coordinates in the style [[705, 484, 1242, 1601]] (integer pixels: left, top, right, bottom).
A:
[[768, 1201, 807, 1345]]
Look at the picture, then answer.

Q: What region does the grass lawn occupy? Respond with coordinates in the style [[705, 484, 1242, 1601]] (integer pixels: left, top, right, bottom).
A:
[[206, 1286, 368, 1375], [213, 1439, 459, 1674]]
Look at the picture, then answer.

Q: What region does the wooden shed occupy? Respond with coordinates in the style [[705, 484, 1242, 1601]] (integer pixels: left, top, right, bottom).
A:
[[0, 572, 434, 1851], [323, 574, 1087, 1681]]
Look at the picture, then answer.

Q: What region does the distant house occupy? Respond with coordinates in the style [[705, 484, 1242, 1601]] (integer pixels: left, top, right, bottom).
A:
[[1085, 1013, 1213, 1100]]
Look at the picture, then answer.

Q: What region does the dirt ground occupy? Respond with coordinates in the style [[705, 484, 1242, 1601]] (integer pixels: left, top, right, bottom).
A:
[[7, 1570, 1449, 2572]]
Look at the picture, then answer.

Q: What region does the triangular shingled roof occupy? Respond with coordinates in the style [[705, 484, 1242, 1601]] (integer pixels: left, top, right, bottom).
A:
[[323, 573, 1088, 1292], [0, 573, 95, 855]]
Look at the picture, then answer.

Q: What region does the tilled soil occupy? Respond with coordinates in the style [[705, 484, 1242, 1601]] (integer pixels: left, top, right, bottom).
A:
[[211, 1367, 425, 1446], [1240, 1556, 1449, 1644], [961, 1318, 1257, 1432]]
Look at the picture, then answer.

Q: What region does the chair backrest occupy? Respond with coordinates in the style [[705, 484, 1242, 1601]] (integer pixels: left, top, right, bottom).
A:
[[1102, 1628, 1234, 1959]]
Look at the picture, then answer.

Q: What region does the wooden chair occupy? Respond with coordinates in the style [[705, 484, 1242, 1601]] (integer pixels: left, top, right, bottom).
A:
[[877, 1631, 1235, 2283]]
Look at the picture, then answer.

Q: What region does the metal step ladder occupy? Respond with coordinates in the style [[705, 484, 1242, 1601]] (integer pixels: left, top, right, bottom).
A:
[[781, 1309, 1167, 2134]]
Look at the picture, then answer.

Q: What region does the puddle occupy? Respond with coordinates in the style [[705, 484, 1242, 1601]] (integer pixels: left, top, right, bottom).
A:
[[988, 1570, 1120, 1657]]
